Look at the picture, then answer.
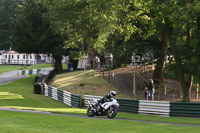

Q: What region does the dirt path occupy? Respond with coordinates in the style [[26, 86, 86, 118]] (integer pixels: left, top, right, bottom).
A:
[[0, 107, 200, 127]]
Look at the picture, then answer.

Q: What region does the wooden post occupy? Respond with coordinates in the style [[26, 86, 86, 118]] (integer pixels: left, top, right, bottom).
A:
[[196, 83, 199, 99], [177, 81, 180, 98], [133, 55, 136, 96], [103, 59, 104, 78], [109, 69, 110, 83], [117, 73, 119, 89], [189, 75, 194, 100], [162, 78, 165, 94]]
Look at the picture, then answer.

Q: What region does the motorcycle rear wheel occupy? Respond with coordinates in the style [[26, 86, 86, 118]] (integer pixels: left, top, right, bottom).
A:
[[107, 107, 117, 119], [87, 107, 95, 117]]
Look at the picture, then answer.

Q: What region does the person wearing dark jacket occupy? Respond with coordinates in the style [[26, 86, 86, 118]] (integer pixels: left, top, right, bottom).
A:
[[144, 87, 148, 100], [148, 79, 155, 100], [96, 91, 117, 107]]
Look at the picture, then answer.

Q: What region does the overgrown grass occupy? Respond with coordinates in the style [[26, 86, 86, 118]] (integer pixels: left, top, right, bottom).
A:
[[0, 110, 200, 133], [50, 69, 131, 99], [0, 65, 23, 74]]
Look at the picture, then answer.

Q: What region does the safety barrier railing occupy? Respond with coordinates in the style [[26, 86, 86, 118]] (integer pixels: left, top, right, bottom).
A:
[[44, 85, 80, 108], [170, 102, 200, 117], [18, 69, 42, 75]]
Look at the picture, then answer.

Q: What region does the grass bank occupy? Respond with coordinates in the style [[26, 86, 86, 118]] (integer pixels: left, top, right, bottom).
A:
[[50, 69, 131, 99]]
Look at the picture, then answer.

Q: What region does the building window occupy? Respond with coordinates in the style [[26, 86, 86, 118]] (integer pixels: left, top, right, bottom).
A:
[[5, 55, 7, 59], [30, 55, 32, 59], [23, 55, 25, 59], [12, 55, 14, 59], [17, 55, 19, 59]]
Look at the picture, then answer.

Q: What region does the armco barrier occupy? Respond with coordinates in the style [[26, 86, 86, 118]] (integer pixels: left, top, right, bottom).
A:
[[84, 95, 102, 107], [84, 95, 139, 113], [19, 68, 54, 76], [43, 87, 200, 117], [18, 69, 41, 75], [139, 100, 170, 117], [44, 85, 80, 108], [170, 102, 200, 117], [118, 99, 139, 113]]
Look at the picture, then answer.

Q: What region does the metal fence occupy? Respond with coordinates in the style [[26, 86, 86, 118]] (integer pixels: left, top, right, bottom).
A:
[[100, 64, 154, 100], [96, 63, 200, 102]]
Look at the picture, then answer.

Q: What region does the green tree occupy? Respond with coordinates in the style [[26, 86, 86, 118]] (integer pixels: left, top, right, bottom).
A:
[[13, 0, 66, 72], [0, 0, 23, 50], [169, 0, 200, 102], [45, 0, 152, 66]]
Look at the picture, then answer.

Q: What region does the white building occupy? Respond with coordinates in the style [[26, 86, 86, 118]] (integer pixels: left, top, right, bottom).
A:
[[0, 50, 69, 65], [0, 51, 36, 65]]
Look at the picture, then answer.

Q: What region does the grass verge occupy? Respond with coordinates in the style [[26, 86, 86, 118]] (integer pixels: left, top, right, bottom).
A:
[[0, 65, 23, 74], [0, 110, 200, 133], [0, 63, 67, 75], [0, 75, 85, 115], [24, 63, 67, 70]]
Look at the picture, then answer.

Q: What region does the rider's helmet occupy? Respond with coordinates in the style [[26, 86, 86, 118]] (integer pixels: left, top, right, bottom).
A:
[[110, 91, 116, 97]]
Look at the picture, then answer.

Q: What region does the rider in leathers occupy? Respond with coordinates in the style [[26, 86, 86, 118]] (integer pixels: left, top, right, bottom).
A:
[[96, 91, 117, 111]]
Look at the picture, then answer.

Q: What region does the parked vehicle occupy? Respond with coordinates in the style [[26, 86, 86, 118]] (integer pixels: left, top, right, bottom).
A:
[[87, 98, 119, 119]]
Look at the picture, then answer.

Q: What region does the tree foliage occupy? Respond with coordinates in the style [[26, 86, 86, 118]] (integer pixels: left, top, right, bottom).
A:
[[11, 0, 200, 101], [169, 0, 200, 102], [0, 0, 23, 50], [13, 0, 66, 72]]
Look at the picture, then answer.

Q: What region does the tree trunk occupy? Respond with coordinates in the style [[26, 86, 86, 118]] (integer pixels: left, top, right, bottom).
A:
[[175, 56, 190, 102], [54, 56, 63, 73], [153, 21, 169, 85]]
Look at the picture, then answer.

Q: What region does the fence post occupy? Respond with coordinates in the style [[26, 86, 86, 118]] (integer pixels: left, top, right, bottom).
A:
[[196, 83, 199, 99], [118, 73, 120, 90], [177, 81, 180, 98], [103, 64, 104, 78], [109, 69, 110, 83]]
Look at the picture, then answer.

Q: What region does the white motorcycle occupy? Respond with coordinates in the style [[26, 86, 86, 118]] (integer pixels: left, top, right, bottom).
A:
[[87, 98, 119, 119]]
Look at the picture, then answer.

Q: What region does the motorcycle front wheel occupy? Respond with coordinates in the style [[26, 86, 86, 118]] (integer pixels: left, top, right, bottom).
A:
[[107, 107, 117, 119], [87, 107, 95, 117]]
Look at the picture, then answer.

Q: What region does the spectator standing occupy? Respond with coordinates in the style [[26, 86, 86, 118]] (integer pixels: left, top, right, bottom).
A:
[[95, 56, 101, 71], [144, 87, 148, 100], [148, 79, 155, 100]]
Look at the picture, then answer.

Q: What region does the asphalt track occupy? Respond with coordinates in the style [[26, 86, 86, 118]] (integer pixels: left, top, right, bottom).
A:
[[0, 107, 200, 127], [0, 70, 27, 85]]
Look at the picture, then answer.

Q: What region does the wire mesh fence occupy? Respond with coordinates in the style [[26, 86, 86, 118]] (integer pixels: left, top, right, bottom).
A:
[[96, 63, 200, 102]]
